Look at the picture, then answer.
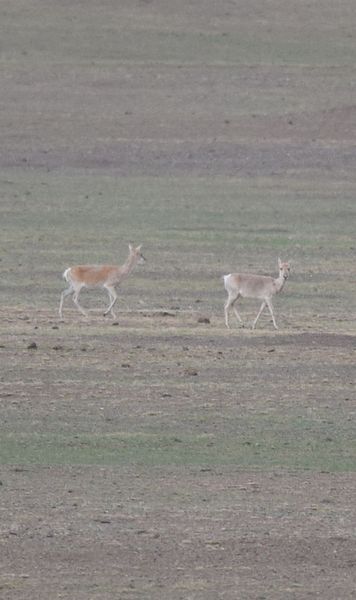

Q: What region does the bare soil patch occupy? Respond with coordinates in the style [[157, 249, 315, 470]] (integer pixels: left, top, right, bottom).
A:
[[2, 465, 356, 599]]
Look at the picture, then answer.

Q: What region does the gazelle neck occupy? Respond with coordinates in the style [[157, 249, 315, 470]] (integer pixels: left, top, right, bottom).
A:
[[122, 252, 139, 275], [275, 271, 287, 293]]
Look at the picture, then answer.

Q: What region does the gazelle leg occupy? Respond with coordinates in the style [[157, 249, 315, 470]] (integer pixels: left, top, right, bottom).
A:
[[224, 294, 240, 329], [59, 285, 74, 318], [72, 288, 88, 317], [266, 299, 278, 329], [224, 298, 232, 328], [103, 285, 118, 318], [252, 301, 266, 330], [232, 302, 243, 326]]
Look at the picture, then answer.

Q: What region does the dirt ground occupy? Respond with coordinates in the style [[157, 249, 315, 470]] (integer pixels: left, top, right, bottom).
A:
[[1, 309, 356, 598], [1, 1, 356, 598], [2, 465, 356, 599]]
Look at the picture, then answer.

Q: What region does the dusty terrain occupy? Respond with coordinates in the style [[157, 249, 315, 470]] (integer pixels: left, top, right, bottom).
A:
[[1, 1, 356, 598]]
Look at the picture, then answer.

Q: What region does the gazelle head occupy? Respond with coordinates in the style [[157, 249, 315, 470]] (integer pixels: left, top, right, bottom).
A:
[[278, 258, 290, 280], [129, 243, 146, 264]]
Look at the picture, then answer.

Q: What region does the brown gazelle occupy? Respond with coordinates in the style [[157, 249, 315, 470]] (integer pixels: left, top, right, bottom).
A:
[[59, 244, 146, 319], [223, 258, 290, 330]]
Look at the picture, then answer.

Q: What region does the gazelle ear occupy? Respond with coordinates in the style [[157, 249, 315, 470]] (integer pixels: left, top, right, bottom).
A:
[[278, 257, 282, 267], [136, 244, 142, 251], [128, 243, 133, 251]]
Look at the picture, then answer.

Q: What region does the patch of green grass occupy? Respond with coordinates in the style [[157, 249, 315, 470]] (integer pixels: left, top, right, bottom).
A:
[[1, 421, 355, 471], [2, 173, 356, 251]]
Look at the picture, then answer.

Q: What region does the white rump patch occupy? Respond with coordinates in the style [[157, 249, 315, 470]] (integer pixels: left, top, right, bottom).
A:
[[62, 268, 71, 281], [223, 274, 231, 289]]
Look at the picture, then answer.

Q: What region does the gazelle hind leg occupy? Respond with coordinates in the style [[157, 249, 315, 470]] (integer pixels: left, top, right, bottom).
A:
[[224, 298, 232, 328], [224, 293, 239, 328], [232, 301, 243, 326], [59, 285, 74, 318], [72, 286, 88, 317]]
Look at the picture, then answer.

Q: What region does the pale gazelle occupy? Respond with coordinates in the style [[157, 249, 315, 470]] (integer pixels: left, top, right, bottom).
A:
[[59, 244, 146, 319], [223, 258, 290, 330]]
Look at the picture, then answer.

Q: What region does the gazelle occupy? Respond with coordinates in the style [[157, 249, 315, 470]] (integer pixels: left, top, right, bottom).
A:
[[223, 258, 290, 330], [59, 244, 146, 319]]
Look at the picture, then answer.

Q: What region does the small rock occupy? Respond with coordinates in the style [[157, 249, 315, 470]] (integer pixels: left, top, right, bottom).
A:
[[94, 518, 111, 524], [27, 342, 37, 350], [198, 317, 210, 324], [112, 321, 119, 326], [185, 368, 198, 376]]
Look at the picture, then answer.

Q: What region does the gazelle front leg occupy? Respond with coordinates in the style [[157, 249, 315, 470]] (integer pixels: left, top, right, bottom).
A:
[[252, 301, 266, 330], [103, 285, 118, 318], [266, 298, 278, 329]]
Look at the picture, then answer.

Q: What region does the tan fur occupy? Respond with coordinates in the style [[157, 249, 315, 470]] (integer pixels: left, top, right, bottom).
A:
[[69, 265, 124, 286], [223, 258, 290, 330], [59, 244, 145, 319]]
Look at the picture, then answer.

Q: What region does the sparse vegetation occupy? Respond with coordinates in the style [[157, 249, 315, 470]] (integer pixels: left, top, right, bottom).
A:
[[1, 1, 356, 598]]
